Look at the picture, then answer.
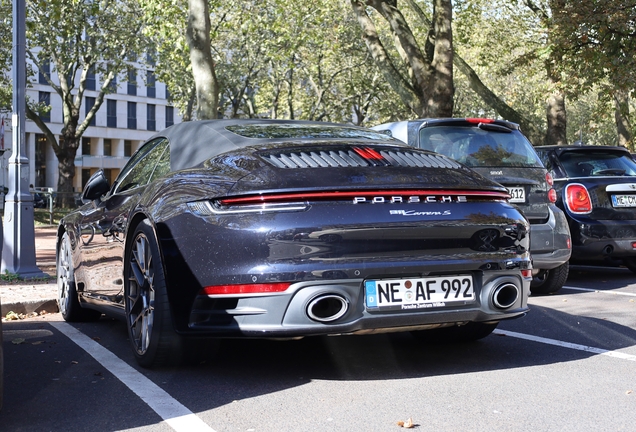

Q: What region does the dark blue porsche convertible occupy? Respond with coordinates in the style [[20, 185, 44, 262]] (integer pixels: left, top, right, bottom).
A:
[[57, 120, 531, 367]]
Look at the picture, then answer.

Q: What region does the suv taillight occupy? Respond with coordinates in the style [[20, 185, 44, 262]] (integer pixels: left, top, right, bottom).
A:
[[546, 172, 554, 186], [565, 183, 592, 214]]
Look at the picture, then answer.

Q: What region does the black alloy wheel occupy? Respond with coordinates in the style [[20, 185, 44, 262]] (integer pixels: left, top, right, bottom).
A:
[[125, 219, 182, 368], [530, 262, 569, 295], [57, 232, 101, 322]]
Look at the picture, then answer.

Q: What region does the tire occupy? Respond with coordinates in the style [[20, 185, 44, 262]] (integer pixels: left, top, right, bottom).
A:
[[125, 220, 184, 368], [411, 322, 498, 343], [623, 258, 636, 274], [57, 232, 102, 322], [530, 262, 569, 295]]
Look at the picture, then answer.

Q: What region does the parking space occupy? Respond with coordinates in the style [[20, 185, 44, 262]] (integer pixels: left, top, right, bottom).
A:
[[1, 266, 635, 431]]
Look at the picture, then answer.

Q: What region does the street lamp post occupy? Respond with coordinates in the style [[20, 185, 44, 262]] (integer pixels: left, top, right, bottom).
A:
[[1, 0, 46, 278]]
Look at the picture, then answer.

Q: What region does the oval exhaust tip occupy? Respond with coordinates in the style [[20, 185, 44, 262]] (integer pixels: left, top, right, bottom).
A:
[[307, 294, 348, 322], [492, 283, 519, 309]]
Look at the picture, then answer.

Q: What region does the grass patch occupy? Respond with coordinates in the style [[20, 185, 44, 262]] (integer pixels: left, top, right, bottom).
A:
[[34, 209, 70, 226]]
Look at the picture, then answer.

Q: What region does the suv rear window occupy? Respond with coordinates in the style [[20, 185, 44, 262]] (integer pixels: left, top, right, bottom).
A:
[[558, 151, 636, 177], [418, 126, 543, 168]]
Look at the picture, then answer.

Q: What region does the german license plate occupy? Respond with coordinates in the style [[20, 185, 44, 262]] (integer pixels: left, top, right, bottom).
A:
[[611, 195, 636, 208], [365, 275, 475, 311], [507, 187, 525, 203]]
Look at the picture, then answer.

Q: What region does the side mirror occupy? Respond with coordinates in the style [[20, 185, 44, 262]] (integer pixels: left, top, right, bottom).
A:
[[81, 170, 110, 203]]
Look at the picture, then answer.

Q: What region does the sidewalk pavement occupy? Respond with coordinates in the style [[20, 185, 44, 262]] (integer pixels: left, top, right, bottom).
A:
[[0, 226, 59, 317]]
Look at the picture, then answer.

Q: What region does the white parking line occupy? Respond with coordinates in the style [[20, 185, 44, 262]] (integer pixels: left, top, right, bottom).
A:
[[495, 330, 636, 361], [50, 322, 216, 432], [561, 286, 636, 297]]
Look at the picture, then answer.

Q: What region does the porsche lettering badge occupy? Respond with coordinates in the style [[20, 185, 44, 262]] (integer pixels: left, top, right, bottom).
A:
[[353, 195, 467, 204]]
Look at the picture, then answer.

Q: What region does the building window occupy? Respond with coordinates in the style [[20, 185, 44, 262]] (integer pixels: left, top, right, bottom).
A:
[[165, 87, 171, 101], [127, 68, 137, 96], [107, 99, 117, 128], [165, 106, 174, 128], [82, 137, 91, 155], [86, 66, 96, 91], [108, 73, 117, 93], [103, 169, 114, 185], [103, 139, 112, 156], [127, 102, 137, 129], [38, 92, 50, 122], [35, 134, 47, 187], [147, 104, 156, 131], [81, 169, 92, 189], [146, 71, 155, 98], [124, 140, 132, 157], [85, 96, 96, 126], [38, 60, 50, 85]]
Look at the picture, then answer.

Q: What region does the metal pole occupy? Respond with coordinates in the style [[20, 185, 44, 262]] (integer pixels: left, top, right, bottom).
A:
[[1, 0, 46, 278]]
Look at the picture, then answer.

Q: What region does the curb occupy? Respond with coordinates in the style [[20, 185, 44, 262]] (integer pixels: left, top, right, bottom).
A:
[[1, 282, 59, 317]]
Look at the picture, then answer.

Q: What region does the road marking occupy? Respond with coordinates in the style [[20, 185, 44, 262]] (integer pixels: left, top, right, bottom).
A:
[[561, 286, 636, 297], [50, 322, 216, 432], [495, 330, 636, 361]]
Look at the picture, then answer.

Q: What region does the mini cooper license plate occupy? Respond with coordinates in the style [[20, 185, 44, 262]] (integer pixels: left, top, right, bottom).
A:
[[365, 275, 475, 311], [611, 194, 636, 208], [507, 187, 526, 203]]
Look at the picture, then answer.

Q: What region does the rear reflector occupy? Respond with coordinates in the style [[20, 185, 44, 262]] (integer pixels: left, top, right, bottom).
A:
[[564, 183, 592, 214], [632, 242, 636, 249], [521, 269, 532, 278], [548, 188, 557, 203], [200, 283, 291, 295]]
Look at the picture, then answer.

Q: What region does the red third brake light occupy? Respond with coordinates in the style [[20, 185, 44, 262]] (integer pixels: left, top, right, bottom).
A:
[[564, 183, 592, 214], [466, 118, 495, 124]]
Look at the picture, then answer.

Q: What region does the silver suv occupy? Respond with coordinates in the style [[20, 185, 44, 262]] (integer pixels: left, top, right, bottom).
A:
[[373, 118, 571, 294]]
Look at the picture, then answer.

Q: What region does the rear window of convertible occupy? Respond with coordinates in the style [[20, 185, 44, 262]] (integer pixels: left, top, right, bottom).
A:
[[226, 124, 393, 141], [418, 126, 543, 168]]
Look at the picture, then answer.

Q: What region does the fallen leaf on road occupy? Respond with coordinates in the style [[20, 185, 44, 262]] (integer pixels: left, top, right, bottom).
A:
[[5, 311, 20, 320], [92, 337, 101, 342], [627, 390, 633, 395], [12, 338, 26, 345], [32, 341, 45, 345], [397, 418, 415, 428], [71, 361, 79, 365]]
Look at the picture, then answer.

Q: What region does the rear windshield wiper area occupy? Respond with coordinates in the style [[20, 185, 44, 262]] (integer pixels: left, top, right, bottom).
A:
[[478, 123, 512, 133]]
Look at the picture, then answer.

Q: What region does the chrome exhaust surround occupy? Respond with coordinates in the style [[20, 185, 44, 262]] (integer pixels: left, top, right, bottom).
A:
[[307, 294, 349, 322], [492, 283, 520, 309]]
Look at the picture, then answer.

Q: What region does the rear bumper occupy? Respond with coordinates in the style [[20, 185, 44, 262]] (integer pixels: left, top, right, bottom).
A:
[[182, 271, 530, 338], [529, 204, 571, 270], [569, 218, 636, 260]]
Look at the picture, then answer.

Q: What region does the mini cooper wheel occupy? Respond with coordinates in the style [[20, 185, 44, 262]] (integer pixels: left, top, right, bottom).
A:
[[530, 262, 569, 295], [57, 232, 101, 322], [125, 220, 182, 368], [411, 322, 498, 343]]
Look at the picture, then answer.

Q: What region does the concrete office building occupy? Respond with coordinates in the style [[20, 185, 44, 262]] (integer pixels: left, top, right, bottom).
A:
[[0, 60, 181, 200]]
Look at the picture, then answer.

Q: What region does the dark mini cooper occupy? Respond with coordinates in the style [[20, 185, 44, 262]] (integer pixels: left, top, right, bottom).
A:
[[57, 120, 531, 367], [536, 144, 636, 272], [372, 118, 572, 294]]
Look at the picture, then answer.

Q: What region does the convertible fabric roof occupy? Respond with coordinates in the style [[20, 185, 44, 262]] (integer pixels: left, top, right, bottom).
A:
[[145, 119, 398, 171]]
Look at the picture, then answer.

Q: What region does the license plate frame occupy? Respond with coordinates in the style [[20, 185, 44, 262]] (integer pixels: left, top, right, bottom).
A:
[[611, 194, 636, 208], [507, 187, 526, 203], [365, 274, 475, 311]]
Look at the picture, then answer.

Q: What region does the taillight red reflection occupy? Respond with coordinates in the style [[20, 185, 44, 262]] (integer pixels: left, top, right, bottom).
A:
[[565, 184, 592, 214], [200, 283, 291, 295], [546, 172, 554, 186]]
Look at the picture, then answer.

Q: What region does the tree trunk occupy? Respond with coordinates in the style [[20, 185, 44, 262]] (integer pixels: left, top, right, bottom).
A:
[[186, 0, 219, 120], [614, 90, 633, 151], [544, 89, 567, 146], [425, 0, 454, 117]]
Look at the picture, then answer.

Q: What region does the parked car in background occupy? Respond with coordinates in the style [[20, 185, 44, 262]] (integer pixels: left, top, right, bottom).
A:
[[372, 118, 572, 294], [536, 144, 636, 272], [57, 119, 532, 368]]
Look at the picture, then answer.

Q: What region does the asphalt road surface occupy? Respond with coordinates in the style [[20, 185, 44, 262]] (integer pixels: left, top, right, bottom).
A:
[[1, 265, 635, 432]]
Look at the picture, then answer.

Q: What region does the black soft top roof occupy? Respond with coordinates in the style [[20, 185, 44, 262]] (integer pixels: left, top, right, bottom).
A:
[[146, 119, 399, 171]]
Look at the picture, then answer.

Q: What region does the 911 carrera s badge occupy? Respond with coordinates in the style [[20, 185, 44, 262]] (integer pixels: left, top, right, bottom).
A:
[[390, 209, 452, 216], [353, 195, 467, 204]]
